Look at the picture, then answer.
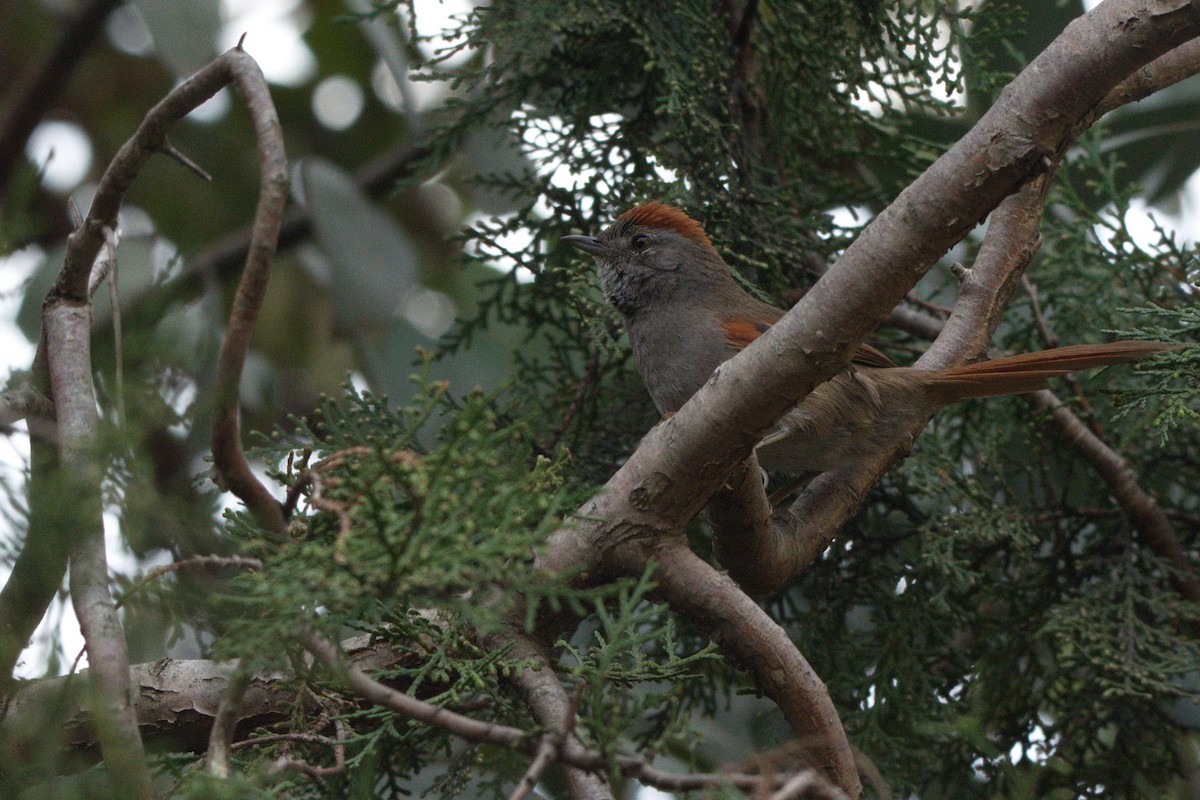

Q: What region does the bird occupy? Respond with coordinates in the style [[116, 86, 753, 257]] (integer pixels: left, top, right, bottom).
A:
[[563, 201, 1176, 474]]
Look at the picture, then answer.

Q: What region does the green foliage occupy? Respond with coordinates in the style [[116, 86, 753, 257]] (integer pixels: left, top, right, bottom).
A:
[[172, 373, 717, 796]]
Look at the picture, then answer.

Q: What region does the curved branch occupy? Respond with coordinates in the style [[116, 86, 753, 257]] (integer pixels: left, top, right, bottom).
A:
[[208, 49, 290, 536], [704, 10, 1200, 596], [17, 42, 289, 533], [627, 542, 859, 795], [0, 345, 63, 689]]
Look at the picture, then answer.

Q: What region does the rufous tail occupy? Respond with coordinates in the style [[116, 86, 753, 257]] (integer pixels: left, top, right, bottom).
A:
[[929, 341, 1179, 403]]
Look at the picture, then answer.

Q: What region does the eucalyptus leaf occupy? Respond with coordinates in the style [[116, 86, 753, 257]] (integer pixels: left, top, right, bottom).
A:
[[132, 0, 221, 78], [299, 157, 419, 328]]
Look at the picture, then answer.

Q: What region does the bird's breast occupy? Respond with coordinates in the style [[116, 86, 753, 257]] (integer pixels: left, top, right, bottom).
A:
[[626, 311, 733, 414]]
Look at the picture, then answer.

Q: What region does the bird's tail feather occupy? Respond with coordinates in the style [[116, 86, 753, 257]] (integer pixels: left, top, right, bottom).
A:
[[928, 341, 1178, 403]]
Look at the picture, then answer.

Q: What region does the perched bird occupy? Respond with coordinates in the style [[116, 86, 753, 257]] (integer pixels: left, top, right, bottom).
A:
[[564, 201, 1174, 473]]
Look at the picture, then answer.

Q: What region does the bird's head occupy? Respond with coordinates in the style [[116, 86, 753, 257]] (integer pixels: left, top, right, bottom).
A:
[[563, 202, 730, 316]]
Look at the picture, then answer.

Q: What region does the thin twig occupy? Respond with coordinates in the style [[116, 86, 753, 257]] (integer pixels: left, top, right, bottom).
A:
[[1030, 389, 1200, 605], [508, 683, 586, 800], [1021, 276, 1058, 348], [302, 630, 825, 794], [206, 661, 252, 777], [535, 350, 601, 458], [118, 555, 263, 610], [159, 140, 213, 182], [1023, 276, 1106, 436]]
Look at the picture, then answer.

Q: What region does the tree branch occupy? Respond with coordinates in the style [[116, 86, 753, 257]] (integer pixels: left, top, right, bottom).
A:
[[205, 660, 252, 778], [0, 634, 400, 764], [0, 383, 53, 428], [0, 46, 289, 791], [302, 630, 836, 795], [0, 346, 65, 690], [705, 170, 1048, 593], [491, 631, 613, 800], [207, 48, 290, 536], [44, 297, 151, 798], [0, 0, 123, 194], [1095, 36, 1200, 118], [629, 542, 858, 793], [508, 683, 585, 800], [544, 0, 1200, 590], [1028, 390, 1200, 603]]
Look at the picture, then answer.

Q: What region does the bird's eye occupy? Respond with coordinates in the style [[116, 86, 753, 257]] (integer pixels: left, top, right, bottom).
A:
[[631, 233, 652, 252]]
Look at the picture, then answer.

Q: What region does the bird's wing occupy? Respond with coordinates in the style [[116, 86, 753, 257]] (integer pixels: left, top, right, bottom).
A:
[[722, 319, 895, 368], [850, 342, 896, 369], [722, 319, 774, 350]]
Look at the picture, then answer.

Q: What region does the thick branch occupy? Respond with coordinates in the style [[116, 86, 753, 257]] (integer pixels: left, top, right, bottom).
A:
[[705, 10, 1200, 595], [706, 173, 1048, 595], [0, 634, 400, 764], [44, 301, 151, 798], [545, 0, 1200, 582]]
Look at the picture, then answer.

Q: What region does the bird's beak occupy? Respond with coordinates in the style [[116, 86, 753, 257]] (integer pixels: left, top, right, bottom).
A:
[[561, 235, 611, 257]]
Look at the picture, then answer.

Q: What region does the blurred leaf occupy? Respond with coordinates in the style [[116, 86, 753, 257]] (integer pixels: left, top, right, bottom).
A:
[[132, 0, 221, 78], [299, 156, 419, 328], [365, 262, 531, 403]]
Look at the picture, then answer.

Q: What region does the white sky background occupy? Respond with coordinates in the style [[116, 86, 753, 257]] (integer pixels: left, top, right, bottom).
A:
[[0, 0, 1198, 789]]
